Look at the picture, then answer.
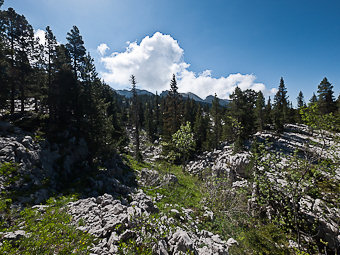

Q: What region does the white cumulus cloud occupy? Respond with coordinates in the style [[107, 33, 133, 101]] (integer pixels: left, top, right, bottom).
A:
[[34, 29, 46, 45], [97, 43, 110, 56], [99, 32, 275, 99]]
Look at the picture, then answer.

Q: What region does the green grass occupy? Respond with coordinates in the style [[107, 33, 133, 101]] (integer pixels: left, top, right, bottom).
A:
[[123, 154, 153, 171], [143, 161, 202, 210], [0, 162, 20, 188], [126, 155, 294, 254], [124, 154, 202, 209], [0, 195, 97, 255]]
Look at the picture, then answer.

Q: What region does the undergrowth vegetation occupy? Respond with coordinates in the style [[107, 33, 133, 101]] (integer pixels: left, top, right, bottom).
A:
[[0, 195, 96, 255], [124, 155, 294, 254]]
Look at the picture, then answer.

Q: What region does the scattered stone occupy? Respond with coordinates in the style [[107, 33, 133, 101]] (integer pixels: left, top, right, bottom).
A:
[[0, 230, 29, 241]]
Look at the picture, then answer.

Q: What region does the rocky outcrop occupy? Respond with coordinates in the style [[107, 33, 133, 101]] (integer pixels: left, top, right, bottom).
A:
[[0, 122, 89, 205], [186, 145, 251, 181], [138, 168, 178, 187], [68, 191, 236, 254]]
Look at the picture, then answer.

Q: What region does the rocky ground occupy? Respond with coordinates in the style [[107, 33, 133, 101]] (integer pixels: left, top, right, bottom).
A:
[[186, 124, 340, 252], [0, 122, 339, 254], [68, 191, 236, 254], [0, 122, 237, 254]]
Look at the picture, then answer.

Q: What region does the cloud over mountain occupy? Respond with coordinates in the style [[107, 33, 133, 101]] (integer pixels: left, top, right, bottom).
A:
[[99, 32, 274, 98]]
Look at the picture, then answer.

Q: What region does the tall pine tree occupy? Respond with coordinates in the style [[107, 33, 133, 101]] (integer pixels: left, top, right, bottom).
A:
[[273, 77, 289, 132], [317, 77, 335, 114], [310, 93, 317, 104], [297, 91, 305, 108], [255, 91, 265, 131], [163, 74, 181, 140], [210, 93, 222, 148], [131, 75, 142, 161], [66, 26, 86, 79]]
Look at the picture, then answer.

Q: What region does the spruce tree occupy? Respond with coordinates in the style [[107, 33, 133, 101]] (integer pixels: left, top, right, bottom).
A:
[[102, 84, 127, 150], [154, 91, 161, 137], [211, 93, 222, 148], [309, 93, 317, 104], [48, 44, 76, 134], [144, 102, 155, 141], [193, 105, 208, 151], [297, 91, 305, 108], [229, 87, 252, 150], [163, 74, 181, 140], [296, 91, 305, 123], [131, 75, 142, 161], [317, 77, 335, 114], [255, 91, 265, 131], [273, 77, 289, 132], [264, 97, 272, 126], [80, 53, 115, 161]]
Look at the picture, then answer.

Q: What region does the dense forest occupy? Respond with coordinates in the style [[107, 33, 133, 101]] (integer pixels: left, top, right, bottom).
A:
[[0, 1, 339, 254]]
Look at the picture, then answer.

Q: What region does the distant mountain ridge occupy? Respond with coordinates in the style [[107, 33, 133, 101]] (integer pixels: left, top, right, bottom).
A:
[[115, 89, 154, 98], [115, 89, 230, 106]]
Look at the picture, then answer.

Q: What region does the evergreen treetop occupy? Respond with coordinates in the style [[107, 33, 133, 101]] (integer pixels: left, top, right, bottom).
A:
[[317, 77, 335, 114], [297, 91, 305, 108]]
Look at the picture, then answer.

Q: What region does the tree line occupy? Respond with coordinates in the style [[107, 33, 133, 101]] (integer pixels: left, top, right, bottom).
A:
[[0, 4, 339, 165]]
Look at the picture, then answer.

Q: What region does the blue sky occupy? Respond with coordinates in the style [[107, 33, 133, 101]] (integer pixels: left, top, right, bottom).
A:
[[3, 0, 339, 102]]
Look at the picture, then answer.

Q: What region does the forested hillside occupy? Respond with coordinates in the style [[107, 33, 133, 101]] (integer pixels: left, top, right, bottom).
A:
[[0, 2, 339, 254]]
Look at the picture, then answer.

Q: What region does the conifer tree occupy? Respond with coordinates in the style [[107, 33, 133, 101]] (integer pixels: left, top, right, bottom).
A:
[[45, 26, 57, 103], [211, 93, 222, 148], [0, 13, 9, 109], [296, 91, 306, 123], [317, 77, 335, 114], [154, 91, 161, 137], [255, 91, 265, 131], [1, 8, 34, 113], [66, 26, 86, 79], [183, 98, 196, 124], [163, 74, 181, 140], [48, 44, 76, 133], [309, 93, 317, 104], [229, 87, 247, 150], [102, 84, 127, 150], [264, 97, 272, 126], [80, 53, 115, 161], [66, 26, 86, 134], [131, 75, 142, 161], [273, 77, 289, 132], [297, 91, 305, 108], [14, 11, 35, 112], [30, 36, 46, 112], [144, 102, 155, 141], [193, 106, 209, 151]]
